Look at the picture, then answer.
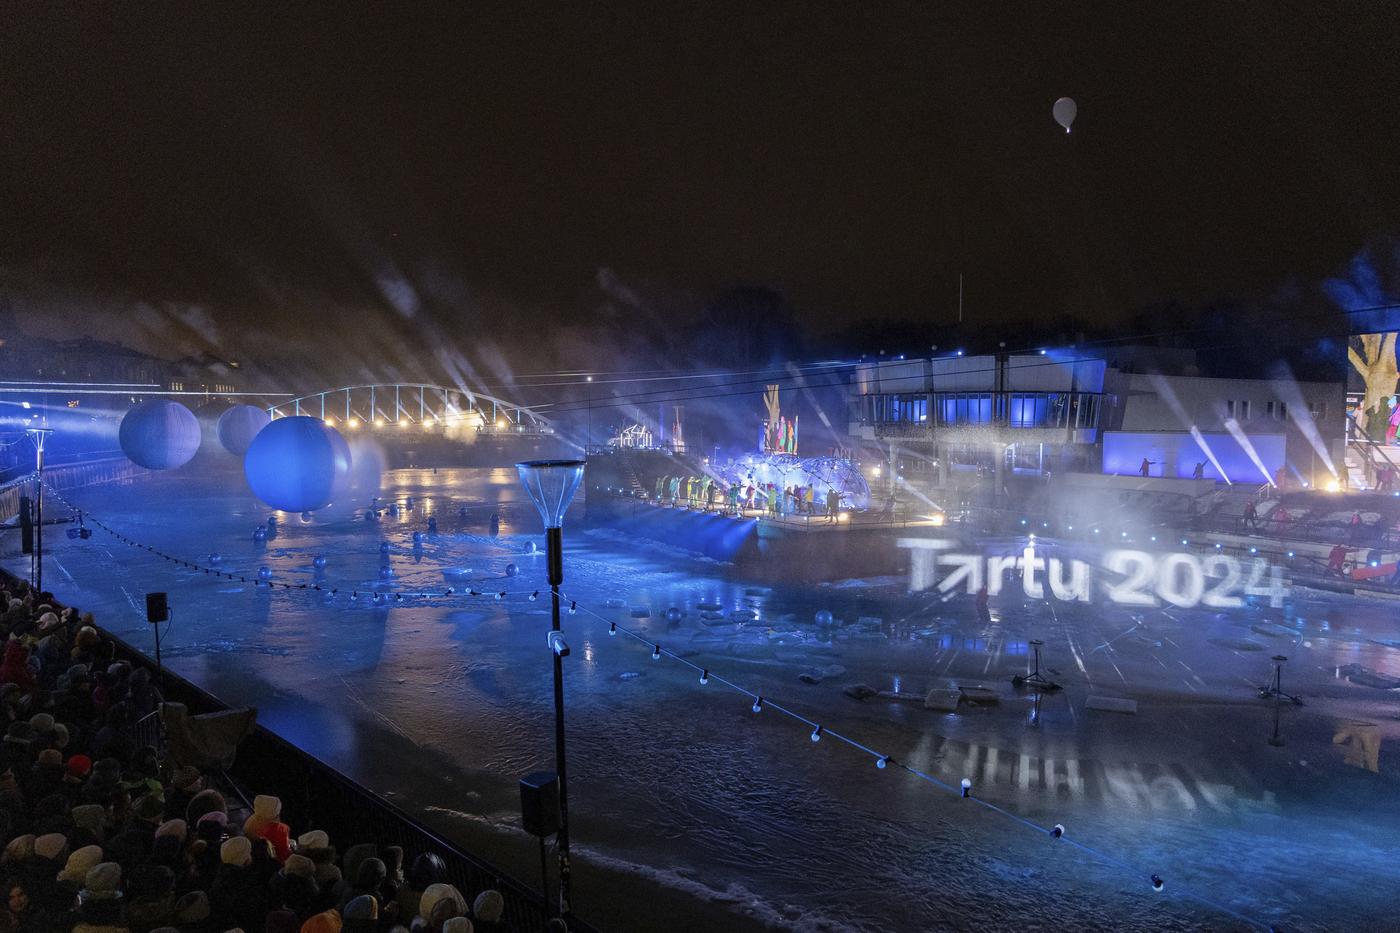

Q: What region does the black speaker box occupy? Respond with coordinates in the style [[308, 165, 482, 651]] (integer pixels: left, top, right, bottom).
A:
[[519, 771, 560, 838], [145, 592, 169, 625]]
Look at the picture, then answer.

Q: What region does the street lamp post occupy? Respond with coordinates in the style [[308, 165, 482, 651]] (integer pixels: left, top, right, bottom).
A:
[[516, 458, 586, 918], [28, 428, 52, 594]]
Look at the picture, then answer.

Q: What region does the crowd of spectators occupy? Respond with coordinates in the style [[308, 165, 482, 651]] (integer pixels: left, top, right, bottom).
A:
[[0, 575, 562, 933]]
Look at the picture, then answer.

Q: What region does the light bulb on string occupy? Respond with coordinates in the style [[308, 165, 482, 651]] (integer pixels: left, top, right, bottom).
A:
[[751, 696, 764, 713], [699, 669, 709, 685], [609, 622, 616, 636], [651, 644, 661, 660], [810, 725, 822, 743], [876, 756, 889, 769]]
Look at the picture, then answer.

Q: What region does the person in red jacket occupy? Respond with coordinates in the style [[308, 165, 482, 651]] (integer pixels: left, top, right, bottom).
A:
[[0, 641, 34, 692]]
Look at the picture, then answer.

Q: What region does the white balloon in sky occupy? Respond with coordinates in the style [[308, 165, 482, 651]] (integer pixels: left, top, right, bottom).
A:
[[1053, 97, 1077, 133]]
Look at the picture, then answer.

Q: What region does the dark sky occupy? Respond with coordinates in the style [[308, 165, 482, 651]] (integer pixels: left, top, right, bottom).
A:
[[3, 2, 1400, 374]]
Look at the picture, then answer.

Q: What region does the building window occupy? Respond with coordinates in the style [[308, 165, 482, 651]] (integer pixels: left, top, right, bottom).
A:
[[937, 394, 993, 426], [170, 381, 184, 392], [1310, 400, 1326, 419], [1238, 399, 1250, 420]]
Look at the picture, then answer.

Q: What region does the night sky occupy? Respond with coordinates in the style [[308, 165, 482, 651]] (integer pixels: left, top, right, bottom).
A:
[[3, 3, 1400, 375]]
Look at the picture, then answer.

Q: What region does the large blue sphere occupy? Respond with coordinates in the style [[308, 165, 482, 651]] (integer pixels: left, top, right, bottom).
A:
[[243, 416, 351, 512], [119, 400, 201, 470], [216, 405, 270, 456]]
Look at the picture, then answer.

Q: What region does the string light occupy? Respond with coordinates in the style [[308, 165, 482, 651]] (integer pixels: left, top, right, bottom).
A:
[[751, 696, 764, 713], [699, 669, 709, 685], [1152, 874, 1165, 892], [875, 755, 889, 769], [609, 622, 616, 636], [1051, 824, 1064, 839], [961, 777, 972, 798], [651, 644, 661, 660], [810, 725, 822, 742]]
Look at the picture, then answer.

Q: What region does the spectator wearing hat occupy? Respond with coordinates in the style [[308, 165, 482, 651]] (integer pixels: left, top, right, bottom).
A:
[[398, 852, 446, 921], [58, 843, 105, 886], [210, 836, 264, 931], [471, 890, 504, 931], [127, 864, 178, 933], [172, 889, 212, 931], [73, 861, 124, 933], [165, 766, 202, 821], [343, 893, 378, 933]]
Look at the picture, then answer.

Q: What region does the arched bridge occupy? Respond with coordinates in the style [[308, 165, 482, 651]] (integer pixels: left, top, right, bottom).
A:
[[268, 384, 554, 438]]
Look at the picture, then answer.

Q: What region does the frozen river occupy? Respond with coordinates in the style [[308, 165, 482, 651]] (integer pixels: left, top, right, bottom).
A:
[[13, 462, 1400, 932]]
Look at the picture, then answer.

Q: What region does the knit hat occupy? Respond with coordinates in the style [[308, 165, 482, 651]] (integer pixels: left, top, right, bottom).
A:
[[58, 845, 105, 884], [51, 722, 69, 748], [154, 818, 187, 842], [82, 861, 123, 900], [419, 883, 466, 922], [174, 890, 210, 923], [34, 832, 68, 862], [70, 804, 106, 840], [296, 829, 329, 850], [28, 712, 55, 735], [196, 809, 228, 830], [283, 853, 315, 879], [171, 765, 202, 792], [185, 787, 226, 824], [344, 895, 378, 919], [252, 794, 281, 820], [221, 836, 252, 867], [4, 721, 33, 745], [301, 910, 343, 933], [37, 747, 62, 767], [473, 889, 505, 923], [2, 834, 34, 864], [443, 919, 474, 933], [355, 856, 387, 890], [66, 753, 92, 778]]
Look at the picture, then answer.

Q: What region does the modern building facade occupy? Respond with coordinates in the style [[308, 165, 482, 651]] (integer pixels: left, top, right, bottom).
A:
[[848, 352, 1346, 494]]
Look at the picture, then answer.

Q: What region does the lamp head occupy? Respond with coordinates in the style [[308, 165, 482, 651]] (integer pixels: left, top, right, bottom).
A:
[[516, 460, 586, 529]]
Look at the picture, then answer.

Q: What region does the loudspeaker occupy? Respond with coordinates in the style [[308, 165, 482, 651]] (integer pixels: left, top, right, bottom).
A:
[[519, 771, 560, 838], [145, 592, 169, 625], [19, 497, 32, 555]]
